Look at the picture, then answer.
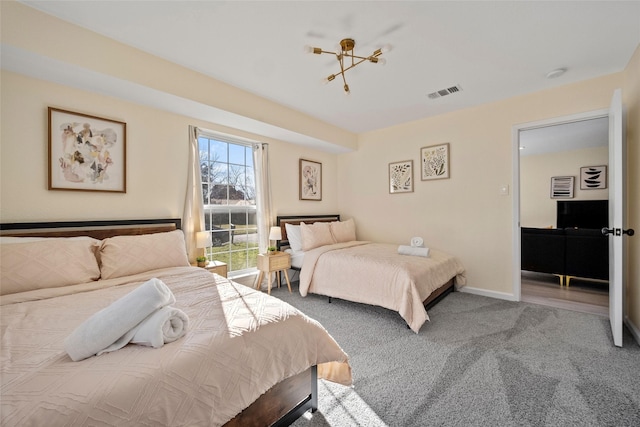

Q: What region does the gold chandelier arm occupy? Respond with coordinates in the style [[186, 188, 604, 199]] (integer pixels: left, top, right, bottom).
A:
[[345, 53, 375, 61], [340, 56, 373, 74], [337, 53, 347, 82], [314, 49, 338, 55]]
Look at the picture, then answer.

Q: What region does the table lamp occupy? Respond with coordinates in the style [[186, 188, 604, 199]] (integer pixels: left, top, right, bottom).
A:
[[196, 231, 212, 264], [268, 226, 282, 253]]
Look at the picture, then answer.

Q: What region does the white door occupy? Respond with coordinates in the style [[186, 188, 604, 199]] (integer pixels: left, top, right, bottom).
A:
[[605, 88, 627, 347]]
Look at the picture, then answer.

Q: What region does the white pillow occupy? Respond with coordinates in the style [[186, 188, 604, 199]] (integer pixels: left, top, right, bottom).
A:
[[99, 230, 190, 279], [285, 223, 303, 252], [0, 238, 101, 295], [330, 219, 356, 243], [300, 221, 336, 251]]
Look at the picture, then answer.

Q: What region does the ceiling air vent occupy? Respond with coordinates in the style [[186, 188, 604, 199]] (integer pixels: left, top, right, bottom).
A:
[[427, 85, 462, 100]]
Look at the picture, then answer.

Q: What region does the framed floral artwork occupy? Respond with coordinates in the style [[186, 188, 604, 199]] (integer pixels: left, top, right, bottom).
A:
[[48, 107, 126, 192], [421, 142, 450, 180], [389, 160, 414, 194], [299, 158, 322, 200]]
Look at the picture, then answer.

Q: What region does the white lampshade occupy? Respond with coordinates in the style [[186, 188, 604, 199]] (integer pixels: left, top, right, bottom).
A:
[[196, 231, 212, 248], [268, 226, 282, 241]]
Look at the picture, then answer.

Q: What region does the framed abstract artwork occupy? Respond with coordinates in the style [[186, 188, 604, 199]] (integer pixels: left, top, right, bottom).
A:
[[299, 158, 322, 201], [421, 142, 450, 180], [580, 165, 607, 189], [389, 160, 414, 194], [550, 176, 574, 199], [48, 107, 126, 192]]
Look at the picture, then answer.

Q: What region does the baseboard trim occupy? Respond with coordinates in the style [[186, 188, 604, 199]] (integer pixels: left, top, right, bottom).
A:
[[624, 316, 640, 346], [458, 286, 518, 302]]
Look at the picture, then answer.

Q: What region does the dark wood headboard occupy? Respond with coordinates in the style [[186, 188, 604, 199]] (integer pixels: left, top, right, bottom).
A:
[[0, 218, 181, 240], [275, 214, 340, 250]]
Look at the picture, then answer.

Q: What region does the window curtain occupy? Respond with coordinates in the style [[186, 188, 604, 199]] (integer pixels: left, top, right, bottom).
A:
[[183, 126, 205, 262], [253, 143, 273, 254]]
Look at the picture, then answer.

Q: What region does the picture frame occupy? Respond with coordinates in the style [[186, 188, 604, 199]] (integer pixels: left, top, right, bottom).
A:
[[421, 142, 450, 180], [48, 107, 126, 193], [550, 176, 574, 199], [299, 158, 322, 201], [580, 165, 607, 190], [389, 160, 414, 194]]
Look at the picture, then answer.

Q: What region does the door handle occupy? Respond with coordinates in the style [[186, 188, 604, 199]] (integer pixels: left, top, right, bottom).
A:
[[602, 227, 635, 236]]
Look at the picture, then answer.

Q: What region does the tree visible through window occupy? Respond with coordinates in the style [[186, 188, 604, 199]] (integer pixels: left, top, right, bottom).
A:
[[199, 134, 258, 275]]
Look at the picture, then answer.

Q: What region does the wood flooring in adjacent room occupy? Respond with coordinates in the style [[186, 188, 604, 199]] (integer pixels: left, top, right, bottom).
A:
[[521, 271, 608, 317]]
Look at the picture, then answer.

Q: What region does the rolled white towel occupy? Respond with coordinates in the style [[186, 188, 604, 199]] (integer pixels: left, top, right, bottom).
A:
[[97, 306, 189, 354], [64, 278, 175, 362], [410, 237, 424, 247], [398, 245, 430, 257], [131, 306, 189, 348]]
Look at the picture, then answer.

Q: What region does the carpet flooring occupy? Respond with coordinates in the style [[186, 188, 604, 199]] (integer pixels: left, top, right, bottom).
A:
[[267, 283, 640, 427]]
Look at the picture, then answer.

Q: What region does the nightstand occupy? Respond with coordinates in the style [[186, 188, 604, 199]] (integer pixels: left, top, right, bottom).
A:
[[254, 252, 292, 295], [200, 260, 227, 278]]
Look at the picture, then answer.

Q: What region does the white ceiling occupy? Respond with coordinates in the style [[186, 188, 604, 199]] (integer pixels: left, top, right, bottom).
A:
[[10, 1, 640, 151], [519, 116, 609, 157]]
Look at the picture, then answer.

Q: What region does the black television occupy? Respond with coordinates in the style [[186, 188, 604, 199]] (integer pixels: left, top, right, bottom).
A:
[[557, 200, 608, 229]]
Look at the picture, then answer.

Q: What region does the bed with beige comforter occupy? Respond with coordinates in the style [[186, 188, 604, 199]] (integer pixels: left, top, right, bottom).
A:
[[299, 241, 466, 332], [1, 267, 351, 426]]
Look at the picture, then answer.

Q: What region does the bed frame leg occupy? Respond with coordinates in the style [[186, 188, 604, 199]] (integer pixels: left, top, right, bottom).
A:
[[328, 297, 332, 303], [310, 365, 318, 413]]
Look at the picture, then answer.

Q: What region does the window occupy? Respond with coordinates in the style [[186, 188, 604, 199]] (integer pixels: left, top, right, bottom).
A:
[[199, 133, 258, 275]]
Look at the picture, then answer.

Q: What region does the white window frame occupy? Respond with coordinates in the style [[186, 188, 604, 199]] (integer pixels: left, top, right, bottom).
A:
[[198, 131, 258, 277]]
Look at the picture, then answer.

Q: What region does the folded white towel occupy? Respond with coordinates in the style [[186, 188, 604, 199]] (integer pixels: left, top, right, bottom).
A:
[[410, 237, 424, 247], [64, 278, 175, 361], [98, 306, 189, 354], [398, 245, 430, 257]]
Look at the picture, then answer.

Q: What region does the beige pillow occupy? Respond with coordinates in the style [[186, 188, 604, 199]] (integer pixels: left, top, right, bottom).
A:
[[0, 238, 101, 295], [330, 218, 356, 243], [100, 230, 190, 279], [300, 221, 336, 251]]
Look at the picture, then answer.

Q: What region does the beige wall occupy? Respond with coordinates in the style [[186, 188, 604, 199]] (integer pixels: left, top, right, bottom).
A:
[[338, 73, 624, 298], [520, 146, 608, 228], [0, 71, 340, 222], [623, 44, 640, 336]]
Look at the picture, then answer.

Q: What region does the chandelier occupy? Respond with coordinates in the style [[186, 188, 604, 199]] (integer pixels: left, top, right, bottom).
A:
[[305, 38, 390, 94]]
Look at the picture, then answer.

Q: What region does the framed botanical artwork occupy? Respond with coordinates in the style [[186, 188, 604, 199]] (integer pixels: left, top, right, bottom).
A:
[[580, 165, 607, 189], [421, 142, 450, 180], [48, 107, 126, 192], [299, 158, 322, 201], [389, 160, 414, 194], [550, 176, 574, 199]]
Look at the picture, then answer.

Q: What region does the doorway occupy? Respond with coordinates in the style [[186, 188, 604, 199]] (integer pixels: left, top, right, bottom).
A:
[[513, 112, 610, 316]]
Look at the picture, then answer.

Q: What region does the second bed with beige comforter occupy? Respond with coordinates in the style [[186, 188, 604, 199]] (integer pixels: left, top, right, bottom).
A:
[[299, 241, 466, 332]]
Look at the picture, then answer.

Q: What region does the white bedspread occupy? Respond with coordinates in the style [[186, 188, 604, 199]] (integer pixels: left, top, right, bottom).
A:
[[1, 267, 351, 426], [300, 242, 466, 332]]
